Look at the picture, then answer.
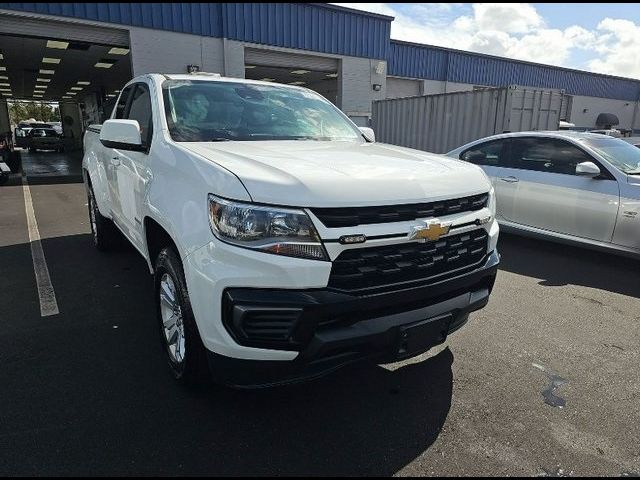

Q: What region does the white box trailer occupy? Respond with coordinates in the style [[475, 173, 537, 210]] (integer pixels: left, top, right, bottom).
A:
[[371, 85, 571, 154]]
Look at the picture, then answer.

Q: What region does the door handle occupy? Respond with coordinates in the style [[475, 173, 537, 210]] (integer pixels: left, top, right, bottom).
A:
[[111, 157, 121, 167], [500, 176, 519, 183]]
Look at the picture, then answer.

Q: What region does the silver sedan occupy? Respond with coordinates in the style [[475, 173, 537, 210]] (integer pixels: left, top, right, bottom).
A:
[[448, 131, 640, 257]]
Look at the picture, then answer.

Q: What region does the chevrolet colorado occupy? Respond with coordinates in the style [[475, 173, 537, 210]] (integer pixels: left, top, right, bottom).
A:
[[82, 73, 499, 387]]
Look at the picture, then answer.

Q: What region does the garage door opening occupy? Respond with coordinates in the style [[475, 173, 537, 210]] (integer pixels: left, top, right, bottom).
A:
[[243, 48, 339, 105], [0, 13, 132, 180]]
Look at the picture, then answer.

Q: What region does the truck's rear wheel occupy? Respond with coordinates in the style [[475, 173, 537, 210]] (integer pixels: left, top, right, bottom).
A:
[[87, 185, 119, 251], [155, 247, 210, 385]]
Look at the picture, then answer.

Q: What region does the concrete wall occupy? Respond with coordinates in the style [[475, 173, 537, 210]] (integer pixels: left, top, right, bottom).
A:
[[129, 27, 224, 76], [339, 57, 386, 125]]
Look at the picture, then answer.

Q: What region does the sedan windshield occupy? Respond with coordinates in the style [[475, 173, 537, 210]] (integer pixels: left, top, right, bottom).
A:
[[580, 137, 640, 174], [162, 79, 361, 142]]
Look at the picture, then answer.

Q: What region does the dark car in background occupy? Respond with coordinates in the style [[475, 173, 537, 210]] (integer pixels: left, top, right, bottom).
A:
[[28, 128, 64, 152]]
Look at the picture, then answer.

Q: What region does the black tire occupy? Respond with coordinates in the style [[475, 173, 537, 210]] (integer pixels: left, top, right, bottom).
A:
[[155, 247, 211, 385], [87, 185, 120, 251]]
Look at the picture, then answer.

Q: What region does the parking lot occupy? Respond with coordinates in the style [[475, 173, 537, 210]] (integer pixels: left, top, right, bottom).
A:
[[1, 150, 639, 476]]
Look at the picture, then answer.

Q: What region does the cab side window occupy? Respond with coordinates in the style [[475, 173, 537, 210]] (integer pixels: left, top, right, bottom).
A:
[[114, 86, 133, 119], [460, 140, 508, 166], [125, 84, 153, 149]]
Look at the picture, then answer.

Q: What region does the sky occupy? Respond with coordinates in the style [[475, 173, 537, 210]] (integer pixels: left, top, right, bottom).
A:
[[333, 3, 640, 79]]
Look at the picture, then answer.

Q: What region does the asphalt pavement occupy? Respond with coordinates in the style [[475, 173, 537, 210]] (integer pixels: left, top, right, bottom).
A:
[[1, 149, 639, 476]]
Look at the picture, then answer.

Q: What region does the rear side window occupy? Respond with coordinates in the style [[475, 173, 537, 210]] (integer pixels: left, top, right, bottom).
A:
[[114, 85, 133, 119], [126, 84, 153, 148], [461, 140, 508, 166]]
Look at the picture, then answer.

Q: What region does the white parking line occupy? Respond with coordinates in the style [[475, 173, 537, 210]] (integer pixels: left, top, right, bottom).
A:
[[22, 174, 59, 317]]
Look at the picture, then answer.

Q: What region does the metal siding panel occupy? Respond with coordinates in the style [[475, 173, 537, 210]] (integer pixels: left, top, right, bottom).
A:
[[388, 41, 640, 101], [0, 3, 388, 57], [373, 87, 564, 154]]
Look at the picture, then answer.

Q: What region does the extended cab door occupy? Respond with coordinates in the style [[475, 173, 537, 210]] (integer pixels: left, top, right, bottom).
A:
[[504, 137, 619, 242], [110, 82, 154, 251], [460, 138, 516, 221], [104, 85, 134, 230]]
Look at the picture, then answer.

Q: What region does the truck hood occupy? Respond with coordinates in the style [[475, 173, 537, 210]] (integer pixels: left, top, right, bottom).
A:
[[181, 140, 491, 207]]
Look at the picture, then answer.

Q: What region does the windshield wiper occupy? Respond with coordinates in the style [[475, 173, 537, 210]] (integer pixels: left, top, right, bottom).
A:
[[210, 137, 233, 142], [626, 170, 640, 175]]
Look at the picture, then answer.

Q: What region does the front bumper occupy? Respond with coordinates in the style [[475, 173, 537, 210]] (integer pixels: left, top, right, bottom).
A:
[[209, 250, 499, 387]]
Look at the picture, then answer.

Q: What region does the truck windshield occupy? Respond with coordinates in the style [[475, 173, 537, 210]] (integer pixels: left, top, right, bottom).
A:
[[580, 137, 640, 175], [162, 79, 361, 142]]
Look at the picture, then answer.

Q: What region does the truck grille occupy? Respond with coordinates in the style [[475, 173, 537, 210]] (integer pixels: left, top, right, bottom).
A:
[[311, 193, 488, 228], [328, 229, 489, 292]]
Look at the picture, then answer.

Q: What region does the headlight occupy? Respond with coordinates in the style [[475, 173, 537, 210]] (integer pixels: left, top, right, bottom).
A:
[[208, 195, 328, 261], [488, 187, 496, 217]]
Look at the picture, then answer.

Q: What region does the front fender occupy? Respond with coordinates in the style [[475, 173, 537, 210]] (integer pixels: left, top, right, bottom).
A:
[[83, 145, 111, 219]]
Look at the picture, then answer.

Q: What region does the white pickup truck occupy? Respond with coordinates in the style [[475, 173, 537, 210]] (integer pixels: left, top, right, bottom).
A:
[[83, 73, 499, 387]]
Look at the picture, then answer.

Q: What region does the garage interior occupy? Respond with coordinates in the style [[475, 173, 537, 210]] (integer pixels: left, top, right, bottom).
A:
[[243, 48, 339, 104], [0, 16, 132, 149], [0, 14, 133, 179]]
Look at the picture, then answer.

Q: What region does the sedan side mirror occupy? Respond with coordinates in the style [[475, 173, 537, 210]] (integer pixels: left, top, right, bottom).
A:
[[100, 119, 146, 152], [359, 127, 375, 143], [575, 161, 601, 177]]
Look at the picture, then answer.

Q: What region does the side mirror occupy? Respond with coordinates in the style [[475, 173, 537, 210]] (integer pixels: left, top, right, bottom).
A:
[[99, 119, 146, 152], [359, 127, 375, 143], [576, 161, 600, 177]]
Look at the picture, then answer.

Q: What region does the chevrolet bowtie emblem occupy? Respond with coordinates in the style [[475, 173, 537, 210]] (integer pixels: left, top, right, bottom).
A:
[[409, 220, 452, 242]]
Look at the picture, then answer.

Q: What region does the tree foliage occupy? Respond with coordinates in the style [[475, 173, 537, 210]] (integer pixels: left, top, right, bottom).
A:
[[8, 101, 60, 124]]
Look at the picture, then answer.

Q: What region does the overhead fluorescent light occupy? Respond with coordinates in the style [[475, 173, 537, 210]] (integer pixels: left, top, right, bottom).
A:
[[288, 81, 306, 86], [0, 75, 7, 80], [71, 86, 83, 91], [108, 47, 130, 55], [35, 84, 48, 89], [0, 53, 3, 60], [42, 57, 61, 64], [33, 95, 43, 98], [65, 92, 77, 95], [260, 78, 275, 82], [0, 89, 11, 93], [36, 78, 51, 83], [325, 73, 339, 78], [95, 59, 116, 68], [290, 70, 310, 75], [0, 67, 6, 71], [0, 83, 10, 87], [77, 81, 91, 85], [106, 94, 116, 98], [39, 69, 55, 75], [245, 65, 256, 69], [47, 40, 69, 49], [62, 95, 72, 99]]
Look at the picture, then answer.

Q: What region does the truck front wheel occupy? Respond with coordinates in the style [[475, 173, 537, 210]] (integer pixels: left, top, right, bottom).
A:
[[155, 247, 210, 386]]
